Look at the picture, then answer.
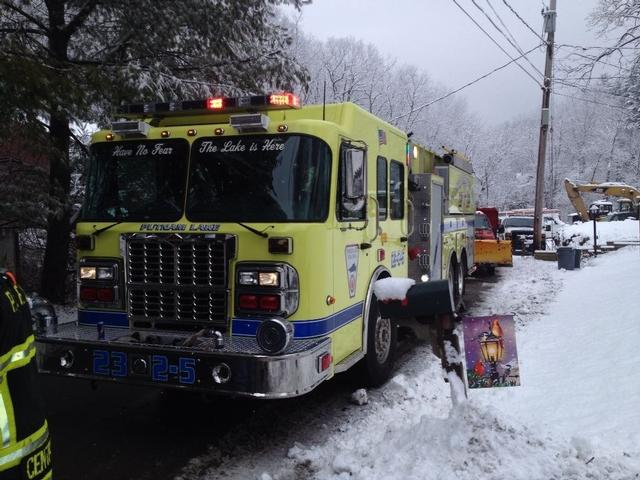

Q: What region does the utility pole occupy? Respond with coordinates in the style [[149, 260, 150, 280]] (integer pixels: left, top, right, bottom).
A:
[[533, 0, 557, 251]]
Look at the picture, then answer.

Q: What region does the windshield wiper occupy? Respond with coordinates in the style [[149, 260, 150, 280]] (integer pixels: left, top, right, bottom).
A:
[[237, 222, 271, 238], [93, 220, 124, 236]]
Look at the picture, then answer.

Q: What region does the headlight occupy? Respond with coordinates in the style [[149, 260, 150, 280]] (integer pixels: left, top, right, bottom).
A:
[[235, 263, 299, 317], [80, 266, 96, 280], [258, 272, 279, 287], [238, 271, 279, 287], [96, 267, 115, 280], [238, 271, 258, 285], [80, 266, 114, 280]]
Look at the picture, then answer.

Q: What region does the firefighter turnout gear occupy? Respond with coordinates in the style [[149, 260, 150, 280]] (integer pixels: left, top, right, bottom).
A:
[[0, 272, 52, 480]]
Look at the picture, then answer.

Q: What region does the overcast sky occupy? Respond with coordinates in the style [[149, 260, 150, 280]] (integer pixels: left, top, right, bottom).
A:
[[286, 0, 604, 124]]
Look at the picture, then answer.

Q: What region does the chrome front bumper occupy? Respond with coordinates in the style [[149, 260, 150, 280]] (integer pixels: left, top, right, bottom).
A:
[[36, 323, 332, 399]]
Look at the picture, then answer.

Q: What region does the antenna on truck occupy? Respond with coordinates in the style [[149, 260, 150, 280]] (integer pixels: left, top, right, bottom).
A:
[[322, 79, 326, 121]]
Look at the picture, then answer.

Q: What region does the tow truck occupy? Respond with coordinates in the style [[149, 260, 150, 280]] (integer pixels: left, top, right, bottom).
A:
[[36, 93, 475, 398]]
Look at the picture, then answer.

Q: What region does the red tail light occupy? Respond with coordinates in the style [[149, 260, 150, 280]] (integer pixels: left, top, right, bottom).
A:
[[259, 295, 280, 311], [239, 294, 258, 309], [97, 287, 115, 302], [80, 286, 97, 302]]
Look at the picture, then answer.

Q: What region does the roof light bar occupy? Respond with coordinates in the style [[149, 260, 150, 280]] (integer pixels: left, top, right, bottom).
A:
[[115, 92, 301, 119]]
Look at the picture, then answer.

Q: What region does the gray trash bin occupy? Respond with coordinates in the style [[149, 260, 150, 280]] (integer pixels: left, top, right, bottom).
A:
[[574, 249, 581, 269], [557, 247, 576, 270]]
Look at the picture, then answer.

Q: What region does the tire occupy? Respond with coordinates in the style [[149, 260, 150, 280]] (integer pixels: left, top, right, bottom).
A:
[[362, 294, 397, 387], [447, 258, 462, 312], [458, 254, 467, 297]]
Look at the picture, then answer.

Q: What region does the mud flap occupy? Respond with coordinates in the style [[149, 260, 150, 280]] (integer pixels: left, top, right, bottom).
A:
[[376, 280, 453, 319]]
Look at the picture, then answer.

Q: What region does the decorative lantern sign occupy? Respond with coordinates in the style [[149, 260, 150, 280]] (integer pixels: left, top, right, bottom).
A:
[[462, 315, 520, 389]]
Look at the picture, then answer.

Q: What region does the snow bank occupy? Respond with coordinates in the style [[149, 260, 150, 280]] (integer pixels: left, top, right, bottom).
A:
[[474, 247, 640, 462], [287, 402, 635, 480], [558, 219, 639, 248], [180, 247, 640, 480]]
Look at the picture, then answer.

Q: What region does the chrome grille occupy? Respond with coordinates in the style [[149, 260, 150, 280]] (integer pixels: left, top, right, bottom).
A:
[[126, 234, 234, 329]]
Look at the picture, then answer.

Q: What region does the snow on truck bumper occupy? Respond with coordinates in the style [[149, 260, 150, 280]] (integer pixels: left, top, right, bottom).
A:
[[35, 323, 332, 399]]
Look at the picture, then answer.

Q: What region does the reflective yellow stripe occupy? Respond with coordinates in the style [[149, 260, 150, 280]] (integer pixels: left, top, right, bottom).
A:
[[0, 380, 16, 453], [0, 335, 34, 364], [0, 421, 48, 469], [0, 336, 35, 377], [0, 393, 9, 448]]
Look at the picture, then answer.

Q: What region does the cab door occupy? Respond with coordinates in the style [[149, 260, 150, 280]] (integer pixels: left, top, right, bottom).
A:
[[332, 141, 369, 364]]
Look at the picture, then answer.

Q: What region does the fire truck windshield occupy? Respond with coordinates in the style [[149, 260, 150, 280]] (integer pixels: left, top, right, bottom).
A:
[[186, 134, 331, 222], [82, 139, 189, 221]]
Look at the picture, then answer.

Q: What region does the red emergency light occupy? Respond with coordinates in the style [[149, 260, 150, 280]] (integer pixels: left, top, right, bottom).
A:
[[207, 97, 224, 110], [269, 93, 300, 108]]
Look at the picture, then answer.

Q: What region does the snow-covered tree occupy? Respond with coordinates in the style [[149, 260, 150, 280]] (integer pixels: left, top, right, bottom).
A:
[[0, 0, 308, 301], [290, 32, 479, 158], [587, 0, 640, 125]]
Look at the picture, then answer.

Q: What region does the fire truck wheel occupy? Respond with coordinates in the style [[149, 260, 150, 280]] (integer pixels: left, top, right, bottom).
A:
[[447, 259, 462, 312], [458, 255, 467, 296], [363, 294, 397, 387]]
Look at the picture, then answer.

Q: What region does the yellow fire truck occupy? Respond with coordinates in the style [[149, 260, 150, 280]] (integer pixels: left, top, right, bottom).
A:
[[35, 93, 474, 398]]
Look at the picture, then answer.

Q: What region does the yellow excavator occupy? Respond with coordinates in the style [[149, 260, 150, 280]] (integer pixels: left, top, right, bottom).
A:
[[564, 179, 640, 221]]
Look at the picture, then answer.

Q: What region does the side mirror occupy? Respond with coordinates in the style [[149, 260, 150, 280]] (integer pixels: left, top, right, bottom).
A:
[[497, 225, 505, 234], [545, 224, 551, 232], [341, 147, 366, 213], [343, 149, 365, 199]]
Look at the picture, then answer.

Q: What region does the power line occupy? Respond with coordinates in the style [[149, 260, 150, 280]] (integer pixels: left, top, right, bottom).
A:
[[393, 44, 543, 121], [502, 0, 547, 44], [473, 0, 545, 77], [555, 75, 629, 81], [556, 43, 639, 51], [552, 91, 627, 110], [560, 51, 635, 72], [451, 0, 542, 87], [553, 79, 634, 101], [485, 0, 526, 51]]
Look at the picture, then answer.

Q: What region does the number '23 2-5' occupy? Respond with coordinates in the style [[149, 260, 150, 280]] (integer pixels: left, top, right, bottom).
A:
[[92, 351, 196, 384]]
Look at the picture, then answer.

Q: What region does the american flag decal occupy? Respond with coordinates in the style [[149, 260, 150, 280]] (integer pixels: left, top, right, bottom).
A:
[[378, 129, 387, 145]]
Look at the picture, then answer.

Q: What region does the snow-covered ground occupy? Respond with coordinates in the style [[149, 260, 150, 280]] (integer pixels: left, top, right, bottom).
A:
[[558, 219, 639, 249], [179, 247, 640, 480]]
